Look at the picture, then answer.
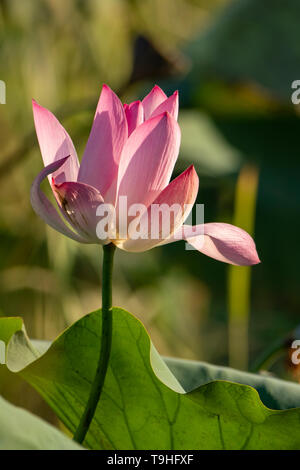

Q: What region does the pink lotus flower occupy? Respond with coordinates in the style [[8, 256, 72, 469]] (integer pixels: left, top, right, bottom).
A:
[[31, 84, 260, 265]]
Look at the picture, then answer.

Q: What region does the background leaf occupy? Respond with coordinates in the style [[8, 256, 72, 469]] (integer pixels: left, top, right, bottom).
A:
[[0, 394, 82, 450], [1, 309, 300, 450], [165, 357, 300, 410], [185, 0, 300, 100]]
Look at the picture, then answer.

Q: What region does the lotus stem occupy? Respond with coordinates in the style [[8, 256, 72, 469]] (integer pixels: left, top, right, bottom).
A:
[[73, 242, 116, 444]]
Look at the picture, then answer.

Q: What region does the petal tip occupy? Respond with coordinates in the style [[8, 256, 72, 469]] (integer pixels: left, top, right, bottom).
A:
[[187, 163, 196, 172], [101, 83, 114, 96], [238, 242, 261, 266], [184, 164, 197, 179], [32, 98, 41, 111], [250, 252, 261, 265], [189, 164, 198, 182]]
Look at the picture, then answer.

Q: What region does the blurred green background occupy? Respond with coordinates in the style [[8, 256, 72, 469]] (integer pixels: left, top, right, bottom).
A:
[[1, 0, 300, 424]]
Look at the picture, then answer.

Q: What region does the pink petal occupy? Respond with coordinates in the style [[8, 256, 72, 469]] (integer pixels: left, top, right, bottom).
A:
[[117, 112, 181, 210], [78, 84, 128, 202], [142, 85, 167, 120], [52, 180, 106, 243], [32, 100, 79, 185], [169, 223, 260, 266], [30, 157, 90, 243], [150, 91, 179, 121], [124, 100, 144, 136], [116, 165, 198, 252]]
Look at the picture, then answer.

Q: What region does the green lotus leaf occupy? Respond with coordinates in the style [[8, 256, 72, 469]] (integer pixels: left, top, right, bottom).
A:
[[1, 308, 300, 450]]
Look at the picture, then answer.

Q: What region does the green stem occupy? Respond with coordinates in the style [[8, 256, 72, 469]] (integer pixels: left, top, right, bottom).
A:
[[73, 242, 116, 444]]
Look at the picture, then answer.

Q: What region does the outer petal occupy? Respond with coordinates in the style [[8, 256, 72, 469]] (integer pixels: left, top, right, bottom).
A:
[[52, 180, 106, 244], [124, 101, 144, 136], [150, 91, 179, 121], [78, 84, 128, 201], [116, 165, 198, 252], [32, 100, 79, 184], [117, 112, 181, 210], [142, 85, 167, 120], [160, 223, 260, 266], [30, 157, 89, 243], [185, 223, 260, 265]]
